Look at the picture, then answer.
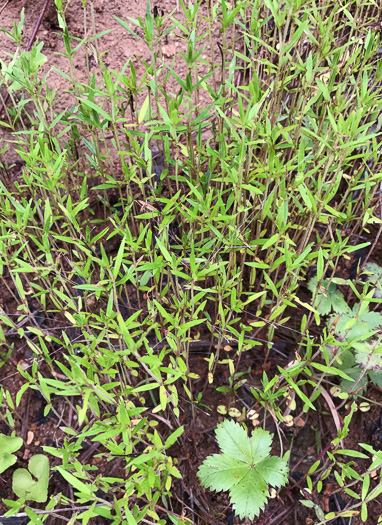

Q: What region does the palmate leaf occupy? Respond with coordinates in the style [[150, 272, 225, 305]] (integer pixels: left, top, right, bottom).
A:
[[215, 418, 272, 463], [330, 304, 382, 341], [308, 277, 350, 315], [230, 469, 269, 519], [197, 453, 249, 492], [354, 342, 382, 371], [197, 420, 289, 520]]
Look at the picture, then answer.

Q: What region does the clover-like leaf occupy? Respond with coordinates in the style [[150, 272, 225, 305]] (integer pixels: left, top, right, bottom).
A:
[[12, 454, 49, 502], [0, 434, 23, 474], [197, 420, 289, 520]]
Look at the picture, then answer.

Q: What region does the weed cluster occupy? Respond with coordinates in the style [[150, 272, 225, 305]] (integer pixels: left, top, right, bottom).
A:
[[0, 0, 382, 523]]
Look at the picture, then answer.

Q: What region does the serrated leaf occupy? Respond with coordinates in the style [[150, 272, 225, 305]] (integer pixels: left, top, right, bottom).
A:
[[248, 428, 273, 462], [215, 419, 252, 462], [230, 470, 269, 519], [308, 277, 350, 315], [197, 454, 248, 491], [197, 420, 289, 520], [330, 304, 382, 341], [256, 455, 289, 487]]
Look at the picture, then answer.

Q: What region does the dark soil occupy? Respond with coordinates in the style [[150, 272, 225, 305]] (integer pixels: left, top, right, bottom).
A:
[[1, 2, 382, 525]]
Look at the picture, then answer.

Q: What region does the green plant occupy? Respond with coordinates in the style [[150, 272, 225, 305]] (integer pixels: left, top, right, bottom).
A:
[[0, 41, 47, 94], [197, 419, 289, 519], [1, 0, 382, 521], [0, 434, 49, 506], [308, 276, 382, 391], [362, 262, 382, 299], [12, 454, 49, 503], [308, 277, 350, 315], [0, 434, 22, 474], [301, 423, 382, 524]]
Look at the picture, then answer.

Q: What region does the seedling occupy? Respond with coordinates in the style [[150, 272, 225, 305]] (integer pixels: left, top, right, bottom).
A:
[[308, 277, 350, 315], [309, 278, 382, 391], [0, 434, 23, 474], [12, 454, 49, 503], [197, 420, 289, 519]]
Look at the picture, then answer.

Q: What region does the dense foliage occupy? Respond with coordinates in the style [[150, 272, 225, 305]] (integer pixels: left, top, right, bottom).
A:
[[0, 0, 382, 523]]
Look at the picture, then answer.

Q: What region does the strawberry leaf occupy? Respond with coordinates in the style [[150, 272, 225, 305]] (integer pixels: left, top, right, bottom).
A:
[[249, 428, 273, 462], [197, 420, 289, 520], [256, 455, 289, 487], [197, 454, 248, 492], [330, 304, 382, 341], [308, 277, 350, 315], [230, 470, 269, 519]]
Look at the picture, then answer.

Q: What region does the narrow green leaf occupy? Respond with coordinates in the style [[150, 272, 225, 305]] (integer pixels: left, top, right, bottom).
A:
[[138, 95, 150, 124], [81, 98, 111, 120]]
